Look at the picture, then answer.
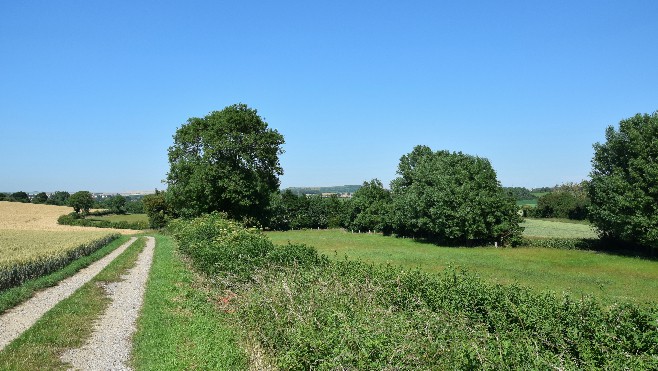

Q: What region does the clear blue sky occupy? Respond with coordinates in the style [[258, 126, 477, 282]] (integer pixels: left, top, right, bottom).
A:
[[2, 1, 657, 193]]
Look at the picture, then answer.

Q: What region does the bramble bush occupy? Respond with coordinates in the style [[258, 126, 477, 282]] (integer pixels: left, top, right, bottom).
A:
[[172, 213, 658, 369]]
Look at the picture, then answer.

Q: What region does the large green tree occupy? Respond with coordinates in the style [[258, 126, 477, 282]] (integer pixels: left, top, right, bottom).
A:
[[10, 191, 30, 203], [46, 191, 70, 205], [105, 195, 127, 214], [69, 191, 94, 214], [588, 111, 658, 251], [535, 182, 589, 220], [166, 104, 285, 224], [389, 145, 522, 245], [143, 190, 169, 228], [346, 179, 391, 233], [32, 192, 49, 204]]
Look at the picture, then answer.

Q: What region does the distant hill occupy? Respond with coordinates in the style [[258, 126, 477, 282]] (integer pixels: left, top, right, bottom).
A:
[[284, 185, 361, 196]]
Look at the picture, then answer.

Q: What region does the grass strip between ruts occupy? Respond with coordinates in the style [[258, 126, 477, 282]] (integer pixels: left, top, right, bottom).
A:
[[131, 234, 247, 370], [0, 235, 131, 314], [0, 237, 146, 370]]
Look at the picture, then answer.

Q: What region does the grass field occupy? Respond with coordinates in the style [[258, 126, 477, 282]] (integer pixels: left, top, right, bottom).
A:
[[89, 214, 148, 223], [266, 228, 658, 304], [521, 218, 598, 239], [516, 199, 537, 206]]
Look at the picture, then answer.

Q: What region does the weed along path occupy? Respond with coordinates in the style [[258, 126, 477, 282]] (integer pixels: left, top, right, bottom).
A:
[[0, 237, 138, 351], [61, 236, 155, 370]]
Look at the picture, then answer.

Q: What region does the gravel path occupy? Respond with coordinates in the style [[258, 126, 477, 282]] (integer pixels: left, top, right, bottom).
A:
[[61, 236, 155, 371], [0, 237, 138, 351]]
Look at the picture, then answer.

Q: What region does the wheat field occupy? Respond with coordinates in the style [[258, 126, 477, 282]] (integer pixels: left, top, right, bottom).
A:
[[0, 201, 133, 289], [0, 201, 133, 233]]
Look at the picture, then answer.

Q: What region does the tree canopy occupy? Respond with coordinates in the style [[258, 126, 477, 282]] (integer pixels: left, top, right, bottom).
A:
[[346, 179, 391, 233], [166, 104, 285, 224], [32, 192, 48, 204], [10, 191, 30, 203], [389, 145, 522, 245], [69, 191, 94, 214], [46, 191, 70, 206], [535, 182, 589, 220], [143, 190, 169, 229], [588, 111, 658, 251]]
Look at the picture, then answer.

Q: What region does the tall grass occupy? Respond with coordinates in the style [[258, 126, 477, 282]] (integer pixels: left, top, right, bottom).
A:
[[171, 214, 658, 369]]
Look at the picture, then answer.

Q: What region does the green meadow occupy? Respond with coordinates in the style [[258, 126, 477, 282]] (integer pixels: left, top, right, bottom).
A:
[[266, 223, 658, 305]]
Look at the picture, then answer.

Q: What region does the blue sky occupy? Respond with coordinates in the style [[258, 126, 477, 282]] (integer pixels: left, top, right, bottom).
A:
[[1, 1, 657, 192]]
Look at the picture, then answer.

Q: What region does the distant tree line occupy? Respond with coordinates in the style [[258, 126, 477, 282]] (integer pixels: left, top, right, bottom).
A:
[[1, 190, 143, 215], [502, 187, 537, 201]]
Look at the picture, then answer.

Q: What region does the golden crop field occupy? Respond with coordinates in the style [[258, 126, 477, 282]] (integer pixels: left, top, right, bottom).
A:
[[0, 201, 134, 233], [0, 201, 136, 289], [0, 229, 111, 265]]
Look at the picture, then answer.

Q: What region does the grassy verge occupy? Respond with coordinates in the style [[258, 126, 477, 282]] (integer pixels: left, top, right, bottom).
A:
[[0, 237, 146, 370], [0, 235, 130, 314], [131, 234, 247, 370], [266, 229, 658, 304]]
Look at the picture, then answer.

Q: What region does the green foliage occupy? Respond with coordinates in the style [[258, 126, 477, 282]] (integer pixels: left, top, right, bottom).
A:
[[10, 191, 30, 203], [0, 234, 118, 291], [143, 190, 170, 229], [266, 191, 347, 231], [124, 198, 144, 214], [169, 213, 326, 284], [284, 185, 361, 196], [588, 111, 658, 252], [502, 187, 537, 201], [31, 192, 48, 204], [46, 191, 70, 206], [166, 103, 285, 225], [68, 191, 94, 214], [173, 216, 658, 369], [0, 193, 7, 201], [345, 179, 391, 233], [534, 182, 589, 220], [389, 145, 523, 245], [104, 195, 127, 214]]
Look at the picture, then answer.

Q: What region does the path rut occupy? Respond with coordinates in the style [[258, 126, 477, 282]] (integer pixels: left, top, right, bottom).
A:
[[61, 236, 155, 370], [0, 237, 138, 351]]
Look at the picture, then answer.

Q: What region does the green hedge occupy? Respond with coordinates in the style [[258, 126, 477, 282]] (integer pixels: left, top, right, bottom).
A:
[[171, 214, 658, 369]]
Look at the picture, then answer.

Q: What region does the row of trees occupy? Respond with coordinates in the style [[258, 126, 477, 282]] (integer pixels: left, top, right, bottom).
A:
[[0, 190, 141, 215], [1, 191, 74, 206], [161, 105, 523, 246], [157, 104, 657, 251]]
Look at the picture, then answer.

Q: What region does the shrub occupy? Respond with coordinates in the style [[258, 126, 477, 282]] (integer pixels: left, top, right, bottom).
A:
[[170, 213, 326, 284]]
